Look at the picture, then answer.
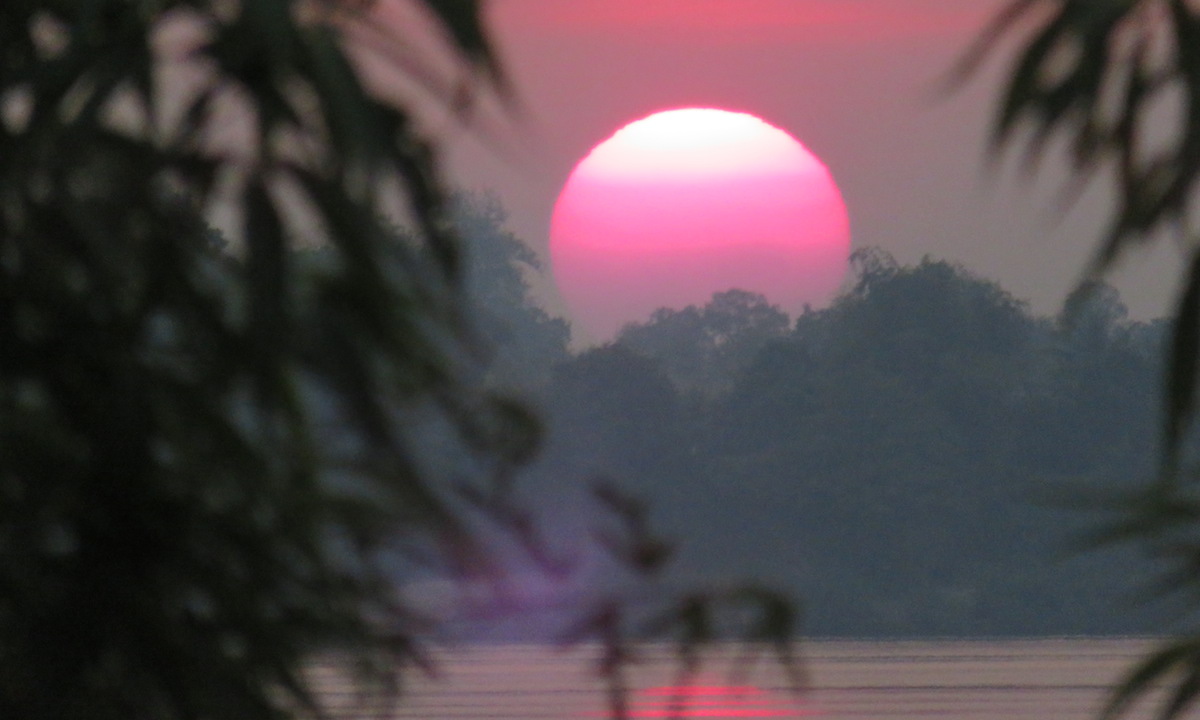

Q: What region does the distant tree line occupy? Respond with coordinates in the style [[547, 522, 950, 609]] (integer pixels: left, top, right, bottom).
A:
[[453, 202, 1176, 638]]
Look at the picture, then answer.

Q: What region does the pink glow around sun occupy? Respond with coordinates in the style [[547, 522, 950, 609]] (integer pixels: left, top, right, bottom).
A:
[[550, 108, 851, 341]]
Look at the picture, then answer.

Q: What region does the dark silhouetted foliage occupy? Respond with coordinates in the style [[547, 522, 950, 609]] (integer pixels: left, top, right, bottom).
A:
[[0, 3, 534, 719], [964, 2, 1200, 717], [0, 6, 803, 713]]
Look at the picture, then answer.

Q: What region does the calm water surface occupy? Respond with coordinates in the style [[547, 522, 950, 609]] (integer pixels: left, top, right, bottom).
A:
[[309, 638, 1167, 720]]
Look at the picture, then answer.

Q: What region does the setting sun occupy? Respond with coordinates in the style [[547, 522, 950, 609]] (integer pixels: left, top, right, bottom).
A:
[[549, 107, 850, 341]]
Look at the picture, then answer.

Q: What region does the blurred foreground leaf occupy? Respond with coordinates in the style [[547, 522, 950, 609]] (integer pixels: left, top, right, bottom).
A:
[[0, 2, 526, 718], [969, 1, 1200, 718]]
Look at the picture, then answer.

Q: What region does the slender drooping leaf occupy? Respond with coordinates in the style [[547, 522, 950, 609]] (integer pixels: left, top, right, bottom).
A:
[[1103, 638, 1200, 720], [1165, 250, 1200, 473]]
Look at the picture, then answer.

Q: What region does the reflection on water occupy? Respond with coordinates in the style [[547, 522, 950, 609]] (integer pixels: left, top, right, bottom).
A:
[[308, 638, 1165, 720], [622, 684, 813, 718]]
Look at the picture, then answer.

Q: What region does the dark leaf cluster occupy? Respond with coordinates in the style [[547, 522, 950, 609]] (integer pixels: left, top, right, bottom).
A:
[[966, 3, 1200, 717], [962, 0, 1200, 467], [0, 2, 541, 719]]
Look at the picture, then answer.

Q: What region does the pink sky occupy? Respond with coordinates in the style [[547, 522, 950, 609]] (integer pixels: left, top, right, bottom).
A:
[[499, 0, 985, 42], [427, 0, 1177, 340]]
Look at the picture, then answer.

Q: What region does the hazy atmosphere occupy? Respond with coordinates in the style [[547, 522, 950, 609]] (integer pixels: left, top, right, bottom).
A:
[[385, 0, 1193, 639], [10, 1, 1200, 719], [435, 0, 1181, 335]]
